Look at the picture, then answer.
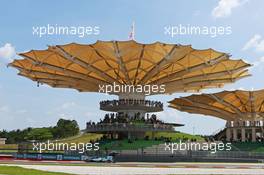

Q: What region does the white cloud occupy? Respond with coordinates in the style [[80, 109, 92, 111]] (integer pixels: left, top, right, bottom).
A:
[[226, 87, 245, 91], [238, 87, 245, 90], [0, 105, 10, 113], [212, 0, 246, 18], [0, 43, 15, 62], [60, 102, 76, 110], [193, 10, 200, 17], [251, 56, 264, 69], [16, 109, 28, 114], [255, 56, 264, 64], [242, 36, 264, 71], [84, 111, 94, 117], [59, 113, 74, 119], [157, 108, 181, 124], [243, 34, 264, 52]]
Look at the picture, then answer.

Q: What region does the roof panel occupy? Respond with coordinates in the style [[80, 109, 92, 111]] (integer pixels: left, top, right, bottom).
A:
[[9, 40, 251, 94], [169, 89, 264, 120]]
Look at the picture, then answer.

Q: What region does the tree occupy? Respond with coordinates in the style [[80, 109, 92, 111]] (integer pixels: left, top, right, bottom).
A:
[[25, 128, 53, 141], [52, 119, 79, 139], [0, 118, 80, 143]]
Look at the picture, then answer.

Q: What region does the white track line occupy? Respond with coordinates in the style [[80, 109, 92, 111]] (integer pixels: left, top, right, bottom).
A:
[[2, 164, 264, 175]]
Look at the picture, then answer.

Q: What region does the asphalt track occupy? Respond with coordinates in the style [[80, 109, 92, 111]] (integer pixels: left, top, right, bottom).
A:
[[1, 160, 264, 175]]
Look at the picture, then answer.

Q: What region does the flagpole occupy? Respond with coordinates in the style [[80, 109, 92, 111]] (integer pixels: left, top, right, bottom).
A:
[[132, 21, 135, 40], [129, 22, 135, 40]]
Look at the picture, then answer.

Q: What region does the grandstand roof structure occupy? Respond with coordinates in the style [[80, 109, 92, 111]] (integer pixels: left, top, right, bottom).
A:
[[169, 89, 264, 121], [9, 40, 251, 95]]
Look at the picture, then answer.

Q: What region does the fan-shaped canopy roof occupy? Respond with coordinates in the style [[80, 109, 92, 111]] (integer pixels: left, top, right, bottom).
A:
[[169, 89, 264, 121], [9, 40, 251, 95]]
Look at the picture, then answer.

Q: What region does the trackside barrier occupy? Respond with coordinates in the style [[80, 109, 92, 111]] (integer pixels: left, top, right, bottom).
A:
[[15, 153, 87, 161]]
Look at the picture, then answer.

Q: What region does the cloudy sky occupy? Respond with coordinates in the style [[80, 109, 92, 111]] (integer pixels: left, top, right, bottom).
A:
[[0, 0, 264, 135]]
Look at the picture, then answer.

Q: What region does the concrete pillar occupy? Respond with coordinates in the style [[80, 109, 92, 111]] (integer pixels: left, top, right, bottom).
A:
[[233, 128, 238, 141], [226, 128, 231, 141], [226, 121, 231, 127], [241, 128, 246, 142], [252, 127, 256, 142]]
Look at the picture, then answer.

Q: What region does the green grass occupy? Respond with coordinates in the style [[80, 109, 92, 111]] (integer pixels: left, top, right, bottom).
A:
[[0, 133, 103, 154], [231, 142, 264, 152], [253, 146, 264, 152], [0, 144, 18, 153], [145, 131, 205, 142], [72, 132, 205, 150], [0, 144, 18, 149], [0, 132, 204, 153], [57, 133, 103, 144], [101, 139, 163, 150], [0, 165, 74, 175], [27, 133, 103, 153]]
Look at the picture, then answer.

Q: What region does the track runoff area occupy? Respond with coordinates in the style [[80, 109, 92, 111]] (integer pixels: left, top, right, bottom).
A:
[[1, 160, 264, 175]]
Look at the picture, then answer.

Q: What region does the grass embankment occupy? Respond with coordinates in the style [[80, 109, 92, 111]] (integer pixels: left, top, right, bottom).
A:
[[42, 132, 205, 150], [56, 133, 162, 150], [56, 131, 205, 150], [145, 131, 205, 142], [1, 133, 263, 152], [231, 142, 264, 152], [56, 133, 103, 144], [0, 133, 103, 154], [0, 165, 74, 175], [0, 144, 18, 153], [100, 132, 205, 150], [0, 144, 18, 149], [101, 139, 163, 150]]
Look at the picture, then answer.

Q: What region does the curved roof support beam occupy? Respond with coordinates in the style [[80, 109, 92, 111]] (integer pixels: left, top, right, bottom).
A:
[[49, 45, 119, 84], [249, 91, 256, 118], [150, 53, 230, 85], [233, 92, 248, 112], [170, 104, 234, 121], [13, 66, 107, 86], [134, 45, 145, 85], [112, 41, 131, 84], [206, 94, 245, 119], [140, 45, 193, 84], [89, 45, 126, 84], [165, 75, 250, 93], [181, 98, 237, 120], [12, 57, 110, 86], [20, 74, 97, 92], [19, 70, 99, 89], [162, 67, 248, 88]]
